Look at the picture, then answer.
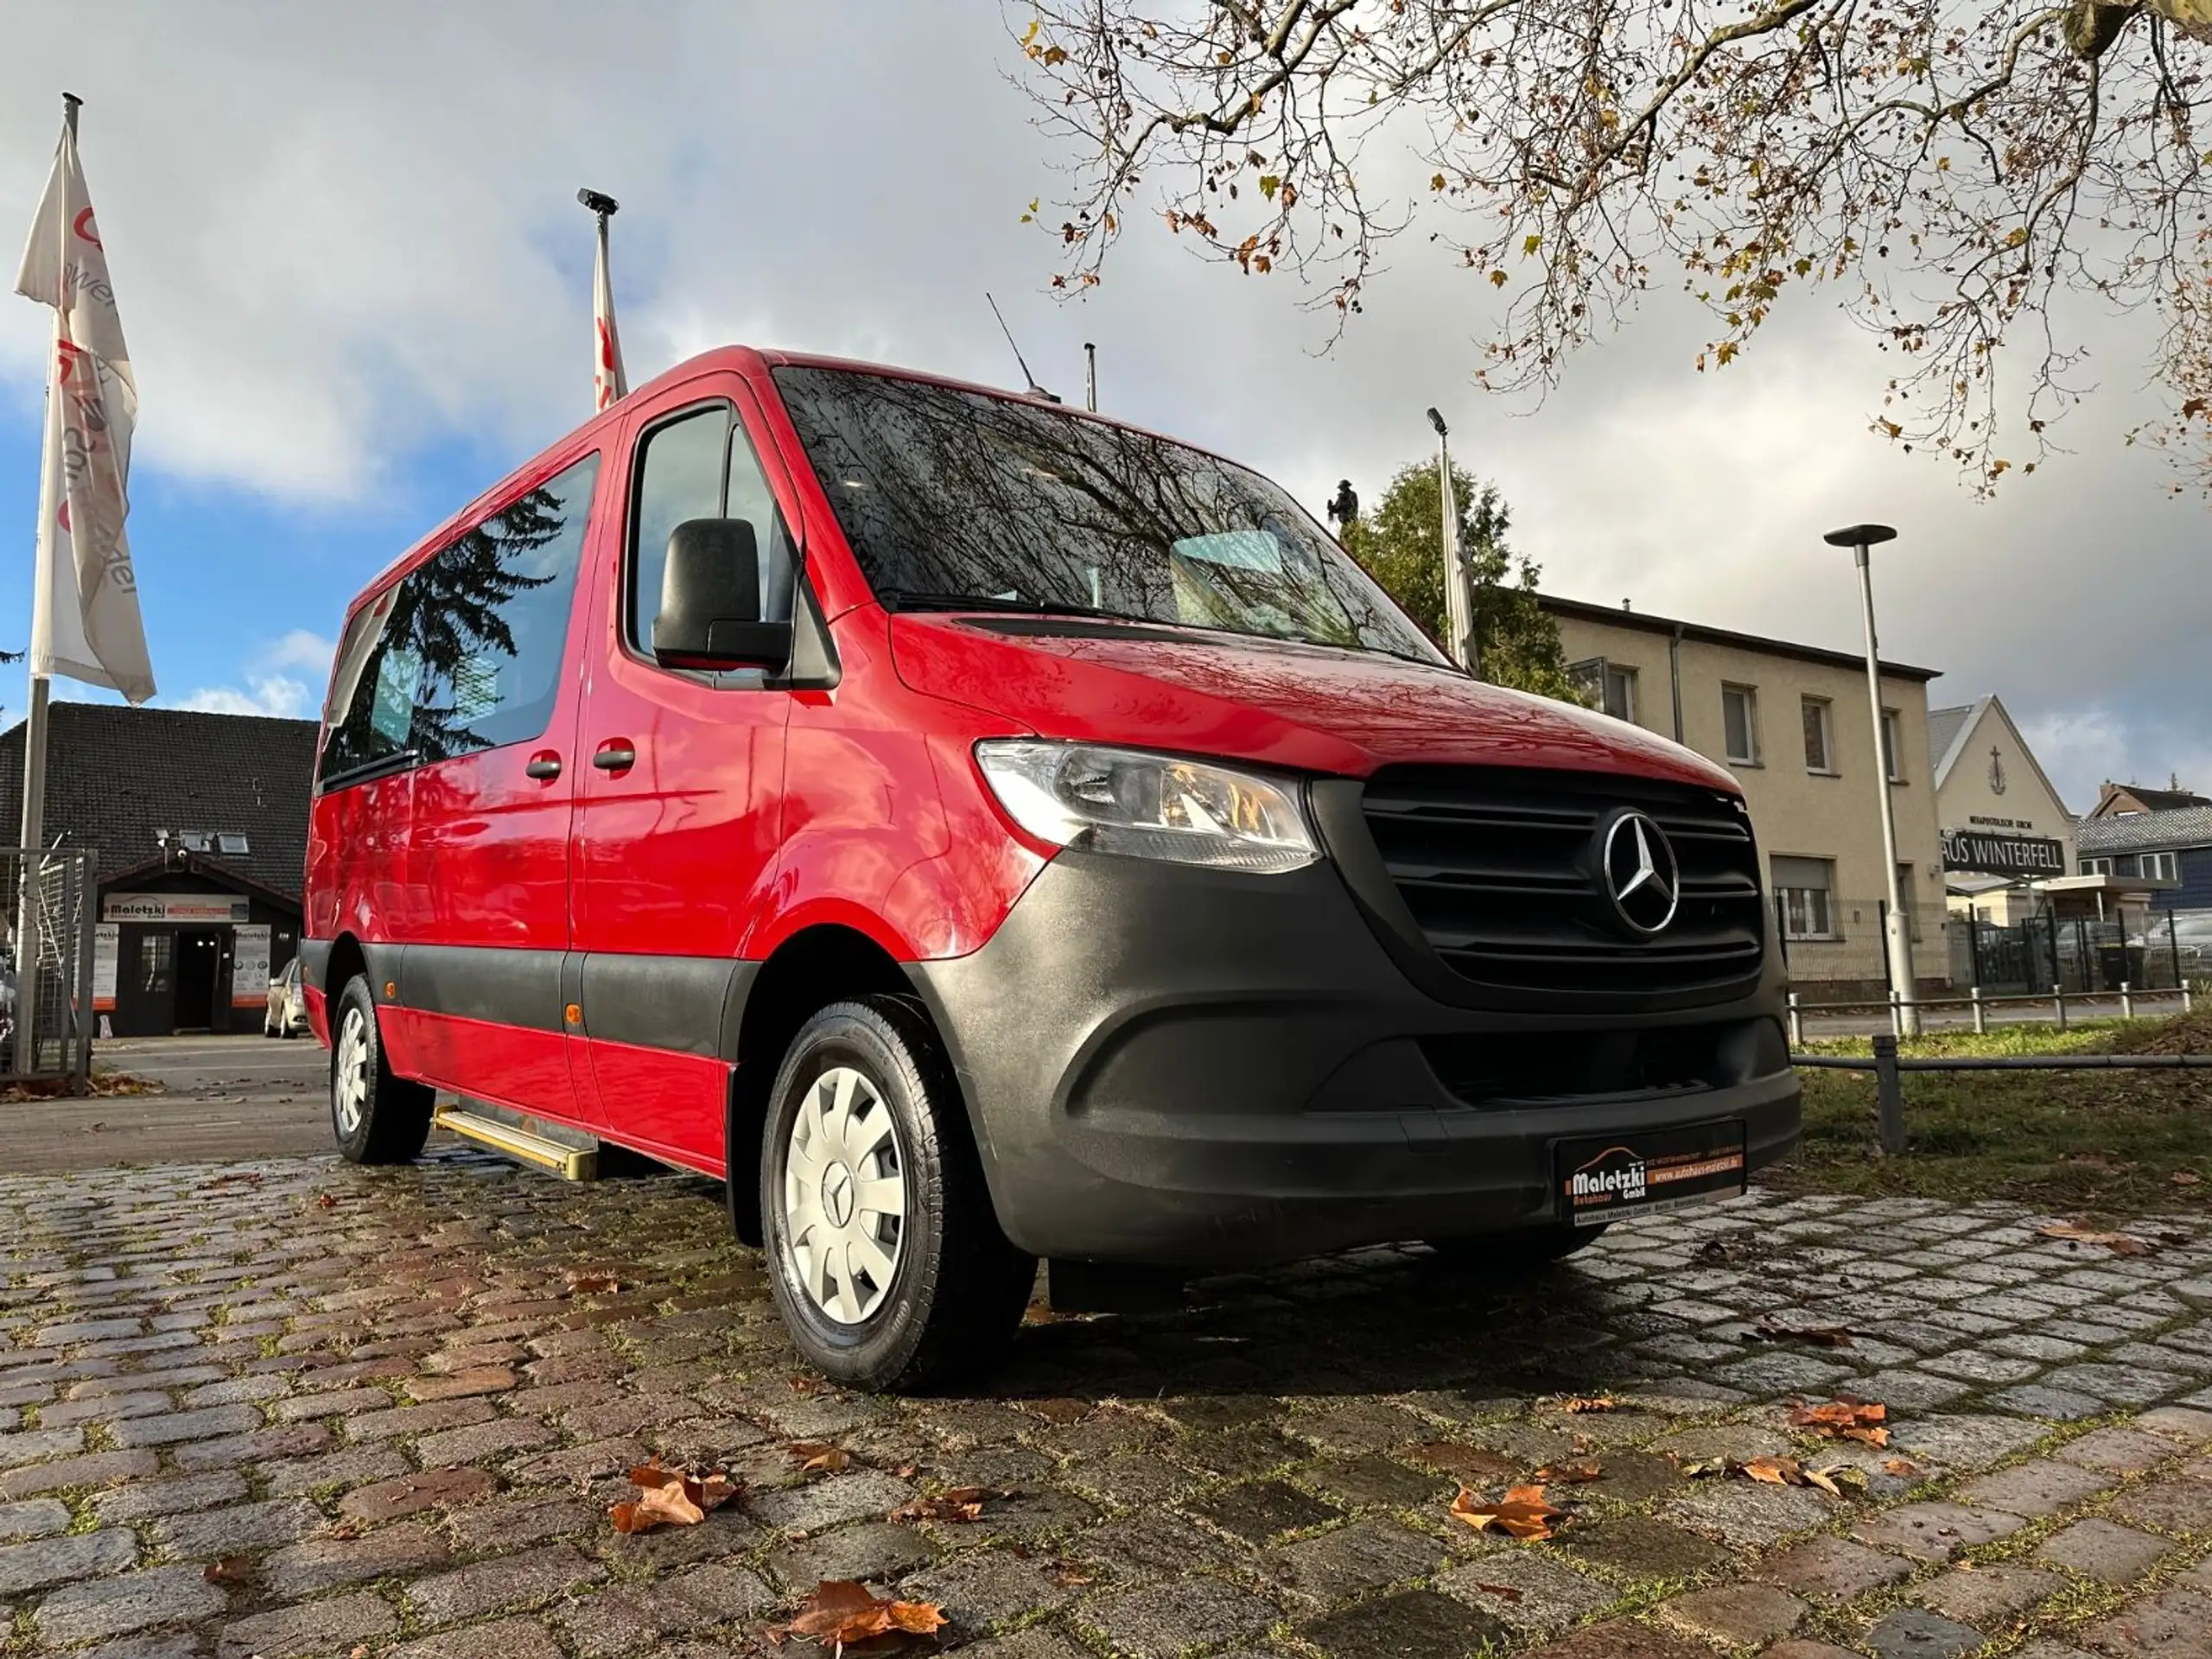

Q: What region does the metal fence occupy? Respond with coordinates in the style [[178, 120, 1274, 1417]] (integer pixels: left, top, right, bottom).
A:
[[0, 846, 97, 1087], [1770, 894, 1955, 992], [1948, 907, 2209, 995]]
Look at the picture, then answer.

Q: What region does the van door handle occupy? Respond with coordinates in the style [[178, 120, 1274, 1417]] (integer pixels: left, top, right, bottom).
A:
[[525, 753, 563, 781], [592, 741, 638, 772]]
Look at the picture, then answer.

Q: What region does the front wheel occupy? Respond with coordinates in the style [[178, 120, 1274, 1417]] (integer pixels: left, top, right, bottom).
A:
[[760, 997, 1033, 1391], [1426, 1224, 1608, 1274], [330, 976, 434, 1165]]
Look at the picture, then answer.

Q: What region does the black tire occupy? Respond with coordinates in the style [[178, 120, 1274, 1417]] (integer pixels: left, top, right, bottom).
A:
[[759, 996, 1034, 1392], [1426, 1224, 1608, 1274], [329, 976, 435, 1165]]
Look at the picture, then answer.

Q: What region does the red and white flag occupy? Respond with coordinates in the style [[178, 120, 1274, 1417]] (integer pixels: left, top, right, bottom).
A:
[[593, 219, 627, 411], [14, 113, 154, 703]]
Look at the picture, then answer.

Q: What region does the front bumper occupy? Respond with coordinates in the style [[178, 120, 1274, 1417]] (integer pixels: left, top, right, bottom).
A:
[[907, 850, 1800, 1269]]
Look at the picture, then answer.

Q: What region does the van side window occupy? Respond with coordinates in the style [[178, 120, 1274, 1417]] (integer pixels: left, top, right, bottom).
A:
[[627, 404, 795, 654], [319, 591, 417, 788], [405, 452, 601, 761]]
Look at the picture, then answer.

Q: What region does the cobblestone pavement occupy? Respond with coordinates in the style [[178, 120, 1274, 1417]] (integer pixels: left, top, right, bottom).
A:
[[2, 1152, 2209, 1659]]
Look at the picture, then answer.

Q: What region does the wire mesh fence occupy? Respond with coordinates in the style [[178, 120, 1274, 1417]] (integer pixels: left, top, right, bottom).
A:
[[0, 846, 96, 1086], [1769, 894, 1955, 994]]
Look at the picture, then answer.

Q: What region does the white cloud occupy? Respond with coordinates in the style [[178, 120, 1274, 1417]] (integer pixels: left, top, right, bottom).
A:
[[178, 674, 313, 721], [171, 629, 335, 721]]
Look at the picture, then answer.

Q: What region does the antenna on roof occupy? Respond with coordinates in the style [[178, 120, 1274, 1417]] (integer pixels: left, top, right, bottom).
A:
[[986, 293, 1060, 403]]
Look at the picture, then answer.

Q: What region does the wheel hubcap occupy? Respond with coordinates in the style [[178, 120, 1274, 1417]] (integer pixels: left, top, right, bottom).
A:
[[782, 1065, 906, 1325], [334, 1007, 369, 1137]]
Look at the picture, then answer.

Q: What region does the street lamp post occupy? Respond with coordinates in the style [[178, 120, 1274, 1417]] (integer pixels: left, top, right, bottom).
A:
[[1426, 408, 1479, 675], [1823, 523, 1919, 1037]]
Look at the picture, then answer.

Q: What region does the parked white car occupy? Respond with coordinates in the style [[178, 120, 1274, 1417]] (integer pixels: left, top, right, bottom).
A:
[[264, 957, 308, 1039]]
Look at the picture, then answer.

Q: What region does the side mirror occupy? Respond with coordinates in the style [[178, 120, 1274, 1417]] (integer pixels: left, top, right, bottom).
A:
[[653, 518, 792, 671]]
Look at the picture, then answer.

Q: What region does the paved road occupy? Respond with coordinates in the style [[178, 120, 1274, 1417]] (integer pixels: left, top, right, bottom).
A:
[[0, 1156, 2209, 1656], [4, 1033, 332, 1173]]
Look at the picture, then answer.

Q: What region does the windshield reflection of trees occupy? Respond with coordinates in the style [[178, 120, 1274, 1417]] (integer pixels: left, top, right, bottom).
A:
[[776, 371, 1436, 664]]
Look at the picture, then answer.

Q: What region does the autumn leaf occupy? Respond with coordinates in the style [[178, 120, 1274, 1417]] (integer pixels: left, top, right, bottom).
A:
[[1471, 1582, 1526, 1601], [2037, 1221, 2157, 1256], [204, 1554, 255, 1585], [889, 1485, 1004, 1525], [1560, 1397, 1616, 1414], [1533, 1460, 1603, 1484], [314, 1193, 337, 1210], [565, 1271, 620, 1294], [1741, 1456, 1800, 1486], [1789, 1398, 1889, 1446], [2172, 1172, 2202, 1186], [788, 1441, 852, 1475], [608, 1459, 740, 1534], [771, 1579, 949, 1649], [1451, 1483, 1563, 1541], [1885, 1458, 1927, 1478], [788, 1373, 829, 1396], [1041, 44, 1068, 67], [1259, 175, 1281, 200]]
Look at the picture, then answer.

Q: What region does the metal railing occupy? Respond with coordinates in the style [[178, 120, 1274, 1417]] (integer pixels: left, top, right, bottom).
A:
[[1788, 981, 2197, 1045], [0, 845, 96, 1090]]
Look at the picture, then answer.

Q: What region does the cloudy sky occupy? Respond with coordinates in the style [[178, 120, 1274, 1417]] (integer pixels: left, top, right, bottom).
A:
[[0, 3, 2202, 812]]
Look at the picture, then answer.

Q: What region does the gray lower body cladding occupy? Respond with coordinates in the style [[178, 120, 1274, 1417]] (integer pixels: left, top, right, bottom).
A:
[[907, 850, 1800, 1269]]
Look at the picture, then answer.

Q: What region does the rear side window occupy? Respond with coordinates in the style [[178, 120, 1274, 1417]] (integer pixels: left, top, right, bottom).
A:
[[319, 588, 411, 787], [409, 453, 600, 760], [626, 405, 795, 653], [316, 451, 600, 790]]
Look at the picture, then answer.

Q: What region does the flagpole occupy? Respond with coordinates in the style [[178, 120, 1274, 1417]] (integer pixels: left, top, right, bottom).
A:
[[14, 93, 79, 1071]]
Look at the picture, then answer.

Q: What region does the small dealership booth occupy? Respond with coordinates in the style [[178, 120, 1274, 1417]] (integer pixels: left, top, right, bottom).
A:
[[94, 859, 302, 1036]]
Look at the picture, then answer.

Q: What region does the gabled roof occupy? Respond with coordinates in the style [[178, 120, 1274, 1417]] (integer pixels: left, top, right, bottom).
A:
[[2090, 782, 2212, 817], [0, 703, 318, 903], [1927, 695, 2070, 817], [1538, 594, 1942, 681], [2077, 805, 2212, 855], [1928, 701, 1979, 784]]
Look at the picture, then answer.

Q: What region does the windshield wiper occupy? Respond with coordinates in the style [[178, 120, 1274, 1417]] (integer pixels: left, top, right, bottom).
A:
[[876, 588, 1128, 621]]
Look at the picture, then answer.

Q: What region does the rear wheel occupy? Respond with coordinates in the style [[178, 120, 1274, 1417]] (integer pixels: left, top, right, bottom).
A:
[[330, 976, 434, 1165], [1426, 1224, 1608, 1274], [760, 997, 1033, 1391]]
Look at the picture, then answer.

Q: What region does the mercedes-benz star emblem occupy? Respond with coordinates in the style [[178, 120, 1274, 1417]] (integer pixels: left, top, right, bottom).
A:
[[1599, 809, 1681, 936]]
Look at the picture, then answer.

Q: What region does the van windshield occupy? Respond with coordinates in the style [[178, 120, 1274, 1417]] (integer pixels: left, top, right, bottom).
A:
[[771, 366, 1444, 664]]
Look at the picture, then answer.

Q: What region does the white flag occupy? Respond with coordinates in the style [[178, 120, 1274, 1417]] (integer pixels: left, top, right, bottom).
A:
[[14, 118, 154, 703], [593, 222, 627, 411]]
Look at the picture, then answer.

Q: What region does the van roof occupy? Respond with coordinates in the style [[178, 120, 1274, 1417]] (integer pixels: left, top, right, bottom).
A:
[[346, 346, 1200, 620]]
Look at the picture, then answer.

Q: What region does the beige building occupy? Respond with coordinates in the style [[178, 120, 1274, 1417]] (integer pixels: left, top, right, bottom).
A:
[[1542, 594, 1948, 993], [1931, 696, 2074, 927]]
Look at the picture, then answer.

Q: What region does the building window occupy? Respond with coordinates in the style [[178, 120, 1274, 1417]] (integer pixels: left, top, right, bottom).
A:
[[1881, 708, 1904, 783], [216, 833, 250, 856], [2141, 851, 2179, 881], [1801, 697, 1834, 773], [1567, 658, 1637, 723], [2082, 856, 2112, 876], [177, 831, 212, 854], [1722, 684, 1760, 766], [1770, 855, 1835, 940], [138, 932, 172, 994]]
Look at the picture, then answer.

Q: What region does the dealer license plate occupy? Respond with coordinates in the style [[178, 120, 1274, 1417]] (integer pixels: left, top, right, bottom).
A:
[[1554, 1121, 1747, 1227]]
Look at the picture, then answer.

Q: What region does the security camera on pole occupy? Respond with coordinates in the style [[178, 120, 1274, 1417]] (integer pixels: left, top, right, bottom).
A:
[[1822, 523, 1919, 1038], [1426, 408, 1481, 676]]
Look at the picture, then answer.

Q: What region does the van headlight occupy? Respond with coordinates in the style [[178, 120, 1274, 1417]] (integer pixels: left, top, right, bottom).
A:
[[974, 740, 1319, 874]]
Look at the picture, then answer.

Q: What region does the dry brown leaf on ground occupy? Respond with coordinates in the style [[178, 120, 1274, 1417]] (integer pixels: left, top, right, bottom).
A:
[[1049, 1560, 1098, 1587], [608, 1459, 741, 1534], [2037, 1221, 2157, 1256], [1754, 1316, 1853, 1347], [1789, 1398, 1890, 1446], [1739, 1456, 1802, 1485], [889, 1486, 1007, 1525], [1559, 1396, 1615, 1414], [1470, 1582, 1526, 1601], [769, 1579, 948, 1648], [314, 1193, 337, 1210], [788, 1441, 852, 1475], [787, 1373, 829, 1395], [1450, 1483, 1563, 1541], [2173, 1172, 2202, 1186], [1884, 1458, 1927, 1478], [564, 1271, 621, 1294], [1533, 1460, 1604, 1484], [203, 1555, 254, 1585]]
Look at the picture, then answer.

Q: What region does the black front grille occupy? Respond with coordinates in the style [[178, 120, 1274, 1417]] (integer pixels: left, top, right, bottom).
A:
[[1359, 766, 1764, 998]]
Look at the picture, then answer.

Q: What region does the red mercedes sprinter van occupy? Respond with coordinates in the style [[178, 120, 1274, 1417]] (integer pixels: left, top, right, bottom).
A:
[[303, 347, 1799, 1389]]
